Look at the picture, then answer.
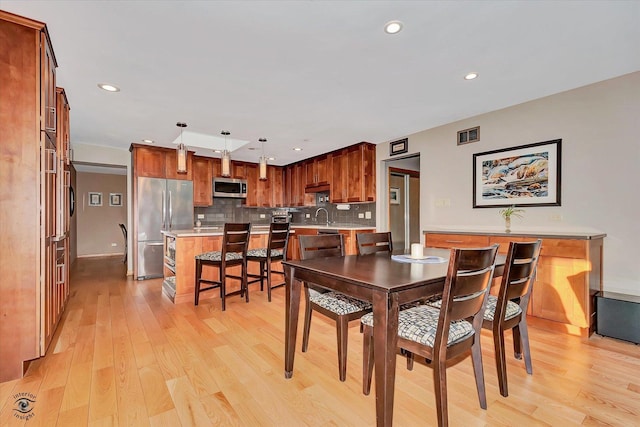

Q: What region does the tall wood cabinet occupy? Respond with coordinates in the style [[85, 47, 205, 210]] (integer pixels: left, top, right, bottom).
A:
[[424, 230, 605, 337], [0, 11, 71, 381]]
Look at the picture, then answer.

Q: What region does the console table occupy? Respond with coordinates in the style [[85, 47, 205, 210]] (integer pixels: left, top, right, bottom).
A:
[[424, 229, 606, 337]]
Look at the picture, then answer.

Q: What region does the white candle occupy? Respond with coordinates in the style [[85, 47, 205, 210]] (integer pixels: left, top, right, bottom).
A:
[[411, 243, 423, 258]]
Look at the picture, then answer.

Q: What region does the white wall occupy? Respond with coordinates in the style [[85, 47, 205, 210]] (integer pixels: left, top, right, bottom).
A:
[[376, 71, 640, 296]]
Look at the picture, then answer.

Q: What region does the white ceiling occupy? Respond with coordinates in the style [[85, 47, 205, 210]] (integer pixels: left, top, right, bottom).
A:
[[3, 1, 639, 166]]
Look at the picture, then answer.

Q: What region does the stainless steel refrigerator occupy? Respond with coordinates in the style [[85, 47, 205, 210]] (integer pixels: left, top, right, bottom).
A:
[[136, 177, 193, 279]]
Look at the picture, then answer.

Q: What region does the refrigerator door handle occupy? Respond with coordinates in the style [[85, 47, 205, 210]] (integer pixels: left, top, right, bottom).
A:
[[168, 191, 173, 229], [162, 190, 166, 229]]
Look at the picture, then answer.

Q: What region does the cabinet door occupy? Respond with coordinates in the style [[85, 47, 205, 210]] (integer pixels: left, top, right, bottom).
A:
[[425, 233, 489, 249], [192, 156, 212, 207], [245, 163, 259, 206], [271, 166, 284, 207], [331, 150, 348, 203], [256, 165, 273, 207], [41, 33, 56, 140], [231, 161, 246, 179], [134, 146, 166, 178]]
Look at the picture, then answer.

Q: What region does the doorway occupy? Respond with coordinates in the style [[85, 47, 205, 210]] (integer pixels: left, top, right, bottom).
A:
[[385, 155, 420, 251]]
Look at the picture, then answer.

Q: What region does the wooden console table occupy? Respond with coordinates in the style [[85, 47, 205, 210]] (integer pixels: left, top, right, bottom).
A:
[[424, 230, 606, 337]]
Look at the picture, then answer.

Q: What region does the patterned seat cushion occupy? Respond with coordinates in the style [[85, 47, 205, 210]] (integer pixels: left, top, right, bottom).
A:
[[483, 295, 522, 321], [361, 305, 474, 348], [310, 291, 372, 315], [246, 248, 283, 258], [428, 295, 522, 322], [195, 251, 244, 262]]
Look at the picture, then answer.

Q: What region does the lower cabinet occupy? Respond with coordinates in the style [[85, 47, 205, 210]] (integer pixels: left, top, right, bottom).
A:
[[287, 228, 375, 260], [424, 231, 605, 337]]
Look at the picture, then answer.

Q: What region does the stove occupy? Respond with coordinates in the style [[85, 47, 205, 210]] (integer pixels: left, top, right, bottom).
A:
[[271, 210, 291, 223]]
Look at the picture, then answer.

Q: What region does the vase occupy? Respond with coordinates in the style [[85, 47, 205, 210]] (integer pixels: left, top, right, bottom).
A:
[[504, 217, 511, 233]]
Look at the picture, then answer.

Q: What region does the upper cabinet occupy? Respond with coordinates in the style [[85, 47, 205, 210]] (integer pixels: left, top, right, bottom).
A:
[[192, 156, 212, 207], [345, 143, 376, 202], [305, 154, 331, 190], [131, 144, 192, 180], [330, 149, 348, 203]]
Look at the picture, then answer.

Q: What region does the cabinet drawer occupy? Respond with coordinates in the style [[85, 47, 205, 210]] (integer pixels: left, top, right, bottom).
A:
[[425, 233, 489, 249], [489, 236, 538, 254], [540, 238, 587, 259]]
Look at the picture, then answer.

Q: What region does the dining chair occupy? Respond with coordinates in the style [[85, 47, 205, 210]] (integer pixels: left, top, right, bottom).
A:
[[298, 234, 372, 382], [356, 231, 393, 255], [362, 245, 499, 427], [482, 239, 542, 397], [194, 222, 251, 310], [246, 222, 290, 302], [118, 223, 127, 264]]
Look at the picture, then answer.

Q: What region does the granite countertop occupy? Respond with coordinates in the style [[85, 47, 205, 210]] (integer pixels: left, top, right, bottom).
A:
[[162, 223, 376, 237], [291, 223, 376, 230], [423, 227, 606, 240]]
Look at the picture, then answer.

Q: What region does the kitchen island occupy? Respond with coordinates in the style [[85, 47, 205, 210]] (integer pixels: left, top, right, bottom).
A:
[[161, 224, 375, 304]]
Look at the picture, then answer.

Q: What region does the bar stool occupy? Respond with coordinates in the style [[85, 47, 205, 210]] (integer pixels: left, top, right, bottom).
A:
[[246, 222, 290, 302], [194, 223, 251, 310]]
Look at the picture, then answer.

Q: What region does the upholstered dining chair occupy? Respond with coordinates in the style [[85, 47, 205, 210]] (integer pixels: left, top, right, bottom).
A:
[[356, 231, 393, 255], [362, 245, 499, 427], [298, 234, 372, 382], [482, 239, 542, 397], [194, 222, 251, 311], [246, 222, 290, 302]]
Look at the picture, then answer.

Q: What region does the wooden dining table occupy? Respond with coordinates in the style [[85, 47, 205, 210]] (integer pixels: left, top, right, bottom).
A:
[[283, 248, 505, 427]]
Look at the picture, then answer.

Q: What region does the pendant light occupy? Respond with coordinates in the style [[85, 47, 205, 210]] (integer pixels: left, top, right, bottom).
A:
[[221, 130, 231, 177], [176, 122, 187, 173], [258, 138, 268, 181]]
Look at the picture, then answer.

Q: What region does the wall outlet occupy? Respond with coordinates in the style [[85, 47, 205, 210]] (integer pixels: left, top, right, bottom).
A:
[[306, 213, 310, 218], [358, 213, 365, 219], [197, 214, 205, 219], [260, 214, 266, 219], [365, 211, 372, 219], [111, 243, 117, 247]]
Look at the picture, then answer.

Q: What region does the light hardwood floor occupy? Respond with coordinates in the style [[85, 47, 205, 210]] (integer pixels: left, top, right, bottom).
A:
[[1, 256, 639, 426]]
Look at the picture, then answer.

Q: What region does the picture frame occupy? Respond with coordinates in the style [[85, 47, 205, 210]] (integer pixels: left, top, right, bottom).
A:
[[389, 138, 408, 156], [109, 193, 122, 207], [88, 192, 102, 207], [473, 139, 561, 208], [390, 187, 400, 205]]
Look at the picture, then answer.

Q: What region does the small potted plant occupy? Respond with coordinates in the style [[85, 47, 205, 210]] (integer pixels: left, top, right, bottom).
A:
[[499, 205, 524, 233]]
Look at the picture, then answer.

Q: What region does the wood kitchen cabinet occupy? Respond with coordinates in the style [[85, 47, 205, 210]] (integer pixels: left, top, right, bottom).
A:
[[131, 144, 192, 180], [424, 230, 605, 337], [270, 166, 285, 207], [330, 149, 348, 203], [0, 11, 71, 381], [305, 154, 331, 190], [193, 155, 213, 206], [346, 142, 376, 202]]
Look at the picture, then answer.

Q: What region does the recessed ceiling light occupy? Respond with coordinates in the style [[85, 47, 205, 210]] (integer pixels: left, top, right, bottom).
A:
[[98, 83, 120, 92], [142, 139, 154, 143], [268, 157, 275, 161], [213, 149, 222, 153], [384, 20, 403, 34], [293, 147, 302, 151], [464, 72, 478, 80]]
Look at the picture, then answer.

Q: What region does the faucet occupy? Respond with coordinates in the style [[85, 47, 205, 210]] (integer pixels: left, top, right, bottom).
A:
[[315, 207, 330, 226]]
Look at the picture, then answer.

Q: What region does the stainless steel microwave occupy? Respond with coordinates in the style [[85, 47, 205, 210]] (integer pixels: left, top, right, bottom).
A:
[[213, 177, 247, 198]]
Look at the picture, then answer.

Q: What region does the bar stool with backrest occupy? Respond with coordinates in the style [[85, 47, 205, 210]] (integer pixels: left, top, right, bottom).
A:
[[361, 245, 499, 427], [298, 234, 372, 382], [194, 223, 251, 311], [356, 231, 393, 255], [482, 239, 542, 397], [246, 222, 290, 302]]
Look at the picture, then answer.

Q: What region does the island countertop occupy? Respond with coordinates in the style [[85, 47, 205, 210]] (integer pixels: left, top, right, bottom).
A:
[[162, 223, 374, 238]]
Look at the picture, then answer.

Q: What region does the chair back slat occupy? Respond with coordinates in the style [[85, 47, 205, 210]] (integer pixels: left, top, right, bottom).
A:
[[269, 222, 290, 254], [299, 234, 344, 260], [356, 232, 393, 255], [222, 223, 251, 256]]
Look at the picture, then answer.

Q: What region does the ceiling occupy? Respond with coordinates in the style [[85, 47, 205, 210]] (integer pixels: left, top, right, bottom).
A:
[[2, 1, 639, 167]]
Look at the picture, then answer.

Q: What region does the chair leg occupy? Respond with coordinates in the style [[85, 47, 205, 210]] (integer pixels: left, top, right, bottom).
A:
[[471, 336, 487, 408], [302, 289, 312, 352], [194, 260, 203, 306], [493, 326, 508, 397], [513, 323, 522, 359], [517, 320, 533, 375], [260, 260, 266, 291], [362, 325, 374, 395], [337, 316, 349, 382], [433, 358, 449, 427], [406, 351, 414, 371], [243, 261, 249, 303], [266, 262, 272, 302], [220, 267, 226, 311]]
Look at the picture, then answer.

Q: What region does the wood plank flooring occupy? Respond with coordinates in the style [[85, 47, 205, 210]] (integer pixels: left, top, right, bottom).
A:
[[1, 256, 639, 426]]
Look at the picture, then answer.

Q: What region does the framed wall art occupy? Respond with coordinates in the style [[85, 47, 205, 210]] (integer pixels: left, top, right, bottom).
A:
[[473, 139, 561, 208], [390, 187, 400, 205], [88, 192, 102, 207], [389, 138, 408, 156], [109, 193, 122, 207]]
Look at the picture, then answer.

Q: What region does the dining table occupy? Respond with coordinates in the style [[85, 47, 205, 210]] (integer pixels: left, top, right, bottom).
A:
[[282, 247, 505, 427]]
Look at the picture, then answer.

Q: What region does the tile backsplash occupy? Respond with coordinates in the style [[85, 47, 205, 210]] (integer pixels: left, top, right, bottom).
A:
[[194, 198, 376, 227]]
